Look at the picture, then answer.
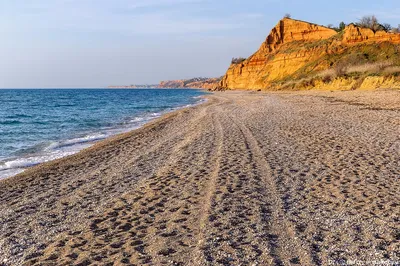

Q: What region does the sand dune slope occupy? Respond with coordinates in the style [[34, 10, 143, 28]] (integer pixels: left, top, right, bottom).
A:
[[0, 91, 399, 265]]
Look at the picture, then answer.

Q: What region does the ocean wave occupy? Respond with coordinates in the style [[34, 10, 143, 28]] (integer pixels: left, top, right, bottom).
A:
[[53, 103, 77, 107], [0, 120, 23, 125], [0, 151, 75, 172], [13, 142, 52, 156], [129, 117, 145, 123], [0, 169, 24, 180], [125, 113, 161, 125], [0, 133, 108, 175], [0, 90, 206, 180], [46, 133, 109, 151], [0, 113, 165, 176], [0, 158, 40, 170], [5, 114, 33, 119]]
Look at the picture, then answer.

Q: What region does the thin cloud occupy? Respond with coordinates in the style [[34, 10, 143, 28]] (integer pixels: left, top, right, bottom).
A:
[[0, 0, 250, 35]]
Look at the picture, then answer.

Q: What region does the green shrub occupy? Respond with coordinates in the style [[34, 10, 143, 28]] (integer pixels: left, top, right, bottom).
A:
[[231, 57, 246, 64]]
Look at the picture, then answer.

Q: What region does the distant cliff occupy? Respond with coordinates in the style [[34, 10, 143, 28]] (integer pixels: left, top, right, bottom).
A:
[[158, 77, 221, 89], [108, 85, 158, 89], [218, 18, 400, 91], [108, 77, 221, 89]]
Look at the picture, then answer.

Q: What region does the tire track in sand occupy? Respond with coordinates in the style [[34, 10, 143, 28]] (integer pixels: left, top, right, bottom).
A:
[[229, 113, 313, 265], [20, 103, 216, 265], [197, 106, 275, 265], [192, 112, 224, 265]]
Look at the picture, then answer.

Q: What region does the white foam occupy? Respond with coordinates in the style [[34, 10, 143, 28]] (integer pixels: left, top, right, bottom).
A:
[[2, 159, 37, 169], [150, 112, 161, 117], [0, 169, 24, 180], [62, 133, 108, 146], [0, 99, 206, 180], [130, 117, 145, 123], [0, 131, 130, 179], [0, 150, 76, 172]]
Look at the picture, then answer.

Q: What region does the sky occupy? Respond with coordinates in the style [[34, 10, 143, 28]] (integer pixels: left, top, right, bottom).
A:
[[0, 0, 399, 88]]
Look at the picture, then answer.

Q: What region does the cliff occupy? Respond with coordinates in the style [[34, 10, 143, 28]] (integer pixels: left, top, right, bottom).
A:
[[218, 18, 400, 91], [108, 85, 158, 89], [158, 80, 185, 88], [107, 77, 221, 90], [158, 77, 221, 89]]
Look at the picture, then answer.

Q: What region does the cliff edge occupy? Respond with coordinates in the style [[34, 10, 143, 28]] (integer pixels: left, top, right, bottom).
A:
[[218, 18, 400, 91]]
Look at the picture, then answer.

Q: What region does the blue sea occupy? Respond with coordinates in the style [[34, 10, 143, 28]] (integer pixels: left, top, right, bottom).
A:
[[0, 89, 206, 179]]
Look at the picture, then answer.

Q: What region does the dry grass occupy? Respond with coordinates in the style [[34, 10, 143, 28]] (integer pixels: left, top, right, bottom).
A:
[[383, 66, 400, 75], [314, 62, 398, 83], [346, 62, 393, 74], [316, 69, 336, 78], [315, 69, 336, 84], [276, 60, 400, 90]]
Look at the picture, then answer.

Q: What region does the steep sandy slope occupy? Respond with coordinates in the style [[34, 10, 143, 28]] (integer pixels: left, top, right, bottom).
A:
[[219, 18, 400, 90]]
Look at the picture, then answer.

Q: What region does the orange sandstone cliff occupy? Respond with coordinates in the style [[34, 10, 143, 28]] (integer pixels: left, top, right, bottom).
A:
[[218, 18, 400, 91], [342, 24, 400, 44]]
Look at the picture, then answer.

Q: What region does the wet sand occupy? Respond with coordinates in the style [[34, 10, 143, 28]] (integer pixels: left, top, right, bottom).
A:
[[0, 90, 399, 265]]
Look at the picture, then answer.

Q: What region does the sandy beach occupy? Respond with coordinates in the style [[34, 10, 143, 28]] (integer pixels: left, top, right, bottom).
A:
[[0, 90, 399, 265]]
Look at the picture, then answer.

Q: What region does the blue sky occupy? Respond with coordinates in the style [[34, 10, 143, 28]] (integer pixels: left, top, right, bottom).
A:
[[1, 0, 399, 88]]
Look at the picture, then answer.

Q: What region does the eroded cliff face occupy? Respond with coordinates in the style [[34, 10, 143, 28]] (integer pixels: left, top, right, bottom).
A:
[[343, 24, 400, 44], [262, 18, 337, 52], [219, 18, 400, 90]]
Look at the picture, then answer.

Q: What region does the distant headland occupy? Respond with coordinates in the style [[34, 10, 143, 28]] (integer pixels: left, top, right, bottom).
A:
[[108, 77, 221, 89], [108, 84, 158, 89]]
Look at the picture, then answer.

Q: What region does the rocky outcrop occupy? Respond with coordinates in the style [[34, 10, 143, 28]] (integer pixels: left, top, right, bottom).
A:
[[218, 18, 400, 91], [343, 24, 400, 44]]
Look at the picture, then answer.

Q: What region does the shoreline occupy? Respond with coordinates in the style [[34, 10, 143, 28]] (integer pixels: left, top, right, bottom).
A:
[[0, 97, 210, 185], [0, 94, 207, 181], [1, 90, 399, 265]]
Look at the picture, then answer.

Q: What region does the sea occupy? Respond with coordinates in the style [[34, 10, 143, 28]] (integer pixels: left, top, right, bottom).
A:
[[0, 89, 207, 179]]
